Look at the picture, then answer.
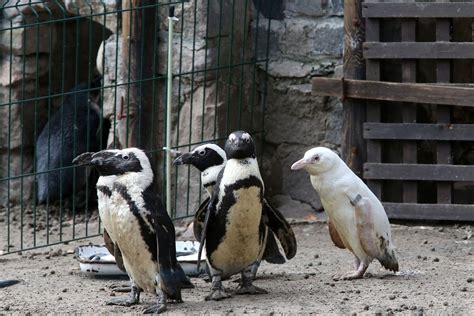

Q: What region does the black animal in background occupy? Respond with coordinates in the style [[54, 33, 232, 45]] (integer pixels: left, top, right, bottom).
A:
[[35, 77, 109, 207]]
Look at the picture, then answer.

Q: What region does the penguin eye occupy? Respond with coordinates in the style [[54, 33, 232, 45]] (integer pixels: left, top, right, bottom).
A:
[[244, 138, 250, 143], [198, 150, 206, 156], [123, 155, 129, 160]]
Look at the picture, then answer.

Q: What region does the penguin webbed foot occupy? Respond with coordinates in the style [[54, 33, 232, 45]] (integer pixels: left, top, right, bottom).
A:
[[205, 275, 231, 301], [143, 303, 167, 314], [234, 265, 267, 295], [106, 285, 140, 306], [143, 293, 167, 314], [106, 295, 139, 306], [109, 283, 131, 293], [205, 288, 232, 301], [235, 283, 268, 295], [332, 261, 368, 281]]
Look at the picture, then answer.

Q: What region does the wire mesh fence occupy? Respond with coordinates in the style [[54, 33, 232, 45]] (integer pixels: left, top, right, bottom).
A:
[[0, 0, 273, 255]]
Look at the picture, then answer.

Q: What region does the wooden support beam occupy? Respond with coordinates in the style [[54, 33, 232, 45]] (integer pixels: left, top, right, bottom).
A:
[[436, 18, 452, 204], [312, 78, 474, 107], [383, 203, 474, 221], [342, 0, 366, 178], [364, 42, 474, 59], [363, 123, 474, 141], [364, 163, 474, 182], [363, 3, 474, 18], [401, 19, 417, 203], [365, 16, 381, 198]]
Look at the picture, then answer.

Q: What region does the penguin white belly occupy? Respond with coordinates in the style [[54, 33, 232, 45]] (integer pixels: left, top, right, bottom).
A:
[[108, 194, 158, 293], [97, 192, 115, 238], [321, 194, 370, 262], [211, 186, 262, 276]]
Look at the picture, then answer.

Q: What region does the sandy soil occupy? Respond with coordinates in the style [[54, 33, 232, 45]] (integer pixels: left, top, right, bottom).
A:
[[0, 222, 473, 314]]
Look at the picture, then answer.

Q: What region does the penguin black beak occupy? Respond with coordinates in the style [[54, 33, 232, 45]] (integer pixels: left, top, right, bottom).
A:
[[72, 152, 95, 166], [173, 152, 193, 166]]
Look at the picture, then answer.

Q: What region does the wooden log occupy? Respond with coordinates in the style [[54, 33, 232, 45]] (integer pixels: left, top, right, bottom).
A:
[[383, 203, 474, 221], [342, 0, 366, 178], [312, 78, 474, 107], [119, 1, 158, 150], [364, 163, 474, 182], [364, 42, 474, 59], [363, 3, 474, 18], [363, 123, 474, 141]]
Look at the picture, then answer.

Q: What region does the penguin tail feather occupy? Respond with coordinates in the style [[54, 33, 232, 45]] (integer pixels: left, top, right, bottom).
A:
[[175, 263, 194, 289], [378, 246, 399, 272], [159, 265, 182, 302]]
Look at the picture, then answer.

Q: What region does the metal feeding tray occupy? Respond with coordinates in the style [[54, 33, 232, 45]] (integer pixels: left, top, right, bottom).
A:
[[75, 241, 207, 277]]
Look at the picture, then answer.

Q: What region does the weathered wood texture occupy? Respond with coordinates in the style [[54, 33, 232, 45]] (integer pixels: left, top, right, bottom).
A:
[[383, 203, 474, 221], [120, 0, 158, 150], [342, 0, 366, 178], [436, 18, 452, 204], [363, 123, 474, 141], [364, 163, 474, 182], [365, 16, 381, 198], [364, 42, 474, 59], [363, 3, 474, 18], [312, 78, 474, 107], [401, 19, 417, 203]]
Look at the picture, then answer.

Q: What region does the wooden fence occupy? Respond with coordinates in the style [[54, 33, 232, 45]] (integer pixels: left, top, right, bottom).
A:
[[314, 0, 474, 221]]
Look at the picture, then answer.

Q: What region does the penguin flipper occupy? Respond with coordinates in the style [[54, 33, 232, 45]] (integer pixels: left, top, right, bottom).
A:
[[328, 218, 346, 249], [103, 229, 126, 272], [193, 196, 210, 241], [262, 231, 286, 264], [262, 198, 297, 260], [0, 280, 19, 288]]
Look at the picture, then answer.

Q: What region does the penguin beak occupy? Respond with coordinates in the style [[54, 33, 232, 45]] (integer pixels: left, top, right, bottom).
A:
[[291, 157, 310, 171], [72, 152, 94, 166], [173, 152, 193, 166], [89, 151, 114, 167]]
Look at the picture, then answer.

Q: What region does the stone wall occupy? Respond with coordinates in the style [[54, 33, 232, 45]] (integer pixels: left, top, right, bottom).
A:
[[1, 0, 344, 215], [253, 0, 344, 214], [0, 0, 112, 206]]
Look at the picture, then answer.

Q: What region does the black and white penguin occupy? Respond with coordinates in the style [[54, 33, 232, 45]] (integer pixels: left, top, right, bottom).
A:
[[197, 131, 285, 301], [73, 148, 192, 313], [36, 76, 109, 208], [173, 143, 296, 269]]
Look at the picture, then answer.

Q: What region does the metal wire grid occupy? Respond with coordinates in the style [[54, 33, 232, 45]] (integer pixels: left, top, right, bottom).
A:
[[0, 0, 272, 254]]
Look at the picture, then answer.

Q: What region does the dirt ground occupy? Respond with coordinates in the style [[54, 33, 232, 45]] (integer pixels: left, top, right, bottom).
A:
[[1, 221, 473, 314]]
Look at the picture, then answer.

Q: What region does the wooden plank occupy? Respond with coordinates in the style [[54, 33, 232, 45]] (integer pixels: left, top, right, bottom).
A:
[[363, 123, 474, 141], [383, 203, 474, 221], [436, 18, 452, 204], [312, 78, 474, 107], [363, 3, 474, 18], [365, 17, 381, 198], [401, 19, 417, 203], [364, 163, 474, 182], [364, 42, 474, 59], [341, 0, 366, 178]]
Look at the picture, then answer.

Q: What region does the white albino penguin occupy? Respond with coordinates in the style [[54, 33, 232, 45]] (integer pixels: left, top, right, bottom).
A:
[[291, 147, 399, 280]]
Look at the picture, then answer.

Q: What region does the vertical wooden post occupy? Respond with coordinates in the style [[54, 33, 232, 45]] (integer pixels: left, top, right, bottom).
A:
[[436, 19, 452, 204], [401, 19, 418, 203], [120, 0, 157, 150], [343, 0, 366, 177], [365, 16, 382, 198]]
